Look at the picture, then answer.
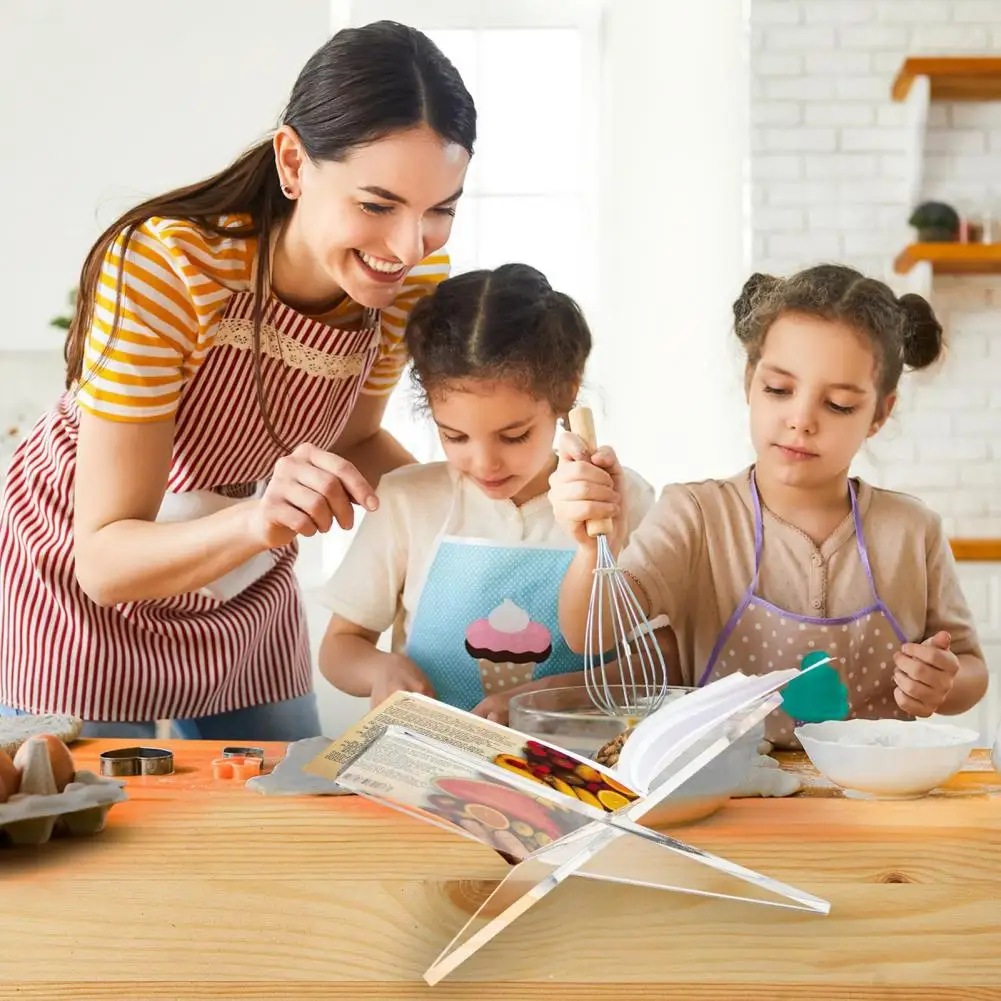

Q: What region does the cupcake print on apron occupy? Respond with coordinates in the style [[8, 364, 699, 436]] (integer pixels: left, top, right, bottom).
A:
[[464, 599, 553, 696], [405, 487, 584, 711]]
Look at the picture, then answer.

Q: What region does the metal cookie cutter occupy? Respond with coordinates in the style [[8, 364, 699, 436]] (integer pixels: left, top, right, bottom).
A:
[[214, 746, 266, 781], [222, 746, 265, 762], [99, 746, 175, 777]]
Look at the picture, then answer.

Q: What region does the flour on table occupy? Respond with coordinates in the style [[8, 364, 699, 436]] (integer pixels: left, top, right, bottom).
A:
[[734, 753, 802, 798], [246, 736, 353, 796]]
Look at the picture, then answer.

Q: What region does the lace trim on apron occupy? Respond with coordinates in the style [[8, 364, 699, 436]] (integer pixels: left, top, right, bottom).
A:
[[214, 318, 374, 381]]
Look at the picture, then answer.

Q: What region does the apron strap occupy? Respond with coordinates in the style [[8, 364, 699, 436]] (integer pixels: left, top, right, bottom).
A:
[[849, 479, 880, 605], [749, 467, 765, 585], [751, 470, 878, 603]]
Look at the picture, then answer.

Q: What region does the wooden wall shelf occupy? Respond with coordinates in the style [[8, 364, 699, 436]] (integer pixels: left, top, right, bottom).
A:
[[950, 539, 1001, 562], [893, 243, 1001, 276], [892, 57, 1001, 103]]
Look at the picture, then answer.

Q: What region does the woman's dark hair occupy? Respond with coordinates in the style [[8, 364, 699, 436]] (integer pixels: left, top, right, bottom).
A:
[[65, 21, 476, 446], [732, 263, 944, 405], [404, 263, 591, 414]]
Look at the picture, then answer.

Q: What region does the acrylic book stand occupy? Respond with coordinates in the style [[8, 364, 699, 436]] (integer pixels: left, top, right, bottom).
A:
[[332, 690, 831, 985]]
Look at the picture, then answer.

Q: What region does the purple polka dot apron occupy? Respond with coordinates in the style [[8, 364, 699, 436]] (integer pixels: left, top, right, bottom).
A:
[[697, 470, 912, 748]]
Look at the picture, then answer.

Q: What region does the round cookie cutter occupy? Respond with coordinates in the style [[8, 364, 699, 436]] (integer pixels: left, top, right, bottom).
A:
[[99, 746, 175, 777]]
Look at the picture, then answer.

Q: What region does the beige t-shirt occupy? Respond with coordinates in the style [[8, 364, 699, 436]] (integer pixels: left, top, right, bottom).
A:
[[621, 467, 984, 687], [320, 461, 655, 651]]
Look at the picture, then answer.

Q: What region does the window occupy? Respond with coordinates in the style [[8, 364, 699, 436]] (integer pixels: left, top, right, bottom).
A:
[[306, 0, 602, 579], [348, 0, 602, 466]]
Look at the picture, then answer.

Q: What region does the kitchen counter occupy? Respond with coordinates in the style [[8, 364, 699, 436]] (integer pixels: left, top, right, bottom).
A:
[[1, 738, 999, 1000]]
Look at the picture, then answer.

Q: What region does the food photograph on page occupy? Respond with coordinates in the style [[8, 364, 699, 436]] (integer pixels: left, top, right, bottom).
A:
[[418, 761, 639, 866], [333, 729, 629, 861], [419, 775, 580, 859]]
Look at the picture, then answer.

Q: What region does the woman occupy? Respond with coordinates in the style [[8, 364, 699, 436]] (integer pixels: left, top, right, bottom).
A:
[[0, 21, 475, 740]]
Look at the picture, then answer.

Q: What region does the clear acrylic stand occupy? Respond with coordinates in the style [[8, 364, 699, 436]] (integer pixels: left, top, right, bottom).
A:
[[333, 692, 831, 986]]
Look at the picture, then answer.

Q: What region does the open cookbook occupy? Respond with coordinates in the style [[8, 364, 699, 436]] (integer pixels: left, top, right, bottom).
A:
[[305, 664, 832, 985]]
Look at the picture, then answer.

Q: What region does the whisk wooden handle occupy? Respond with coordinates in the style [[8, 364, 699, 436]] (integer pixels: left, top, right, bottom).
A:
[[567, 406, 615, 539]]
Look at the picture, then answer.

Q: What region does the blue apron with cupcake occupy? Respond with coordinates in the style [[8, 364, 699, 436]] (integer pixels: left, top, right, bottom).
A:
[[405, 486, 585, 711]]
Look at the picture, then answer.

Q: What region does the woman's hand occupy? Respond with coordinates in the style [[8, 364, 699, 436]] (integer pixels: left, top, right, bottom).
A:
[[251, 443, 379, 548], [548, 433, 627, 553]]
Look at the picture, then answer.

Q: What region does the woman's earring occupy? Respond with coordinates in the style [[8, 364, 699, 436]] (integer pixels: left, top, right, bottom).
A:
[[281, 184, 296, 199]]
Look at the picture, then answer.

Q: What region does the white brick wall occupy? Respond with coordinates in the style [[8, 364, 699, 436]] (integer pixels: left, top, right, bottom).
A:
[[751, 0, 1001, 536]]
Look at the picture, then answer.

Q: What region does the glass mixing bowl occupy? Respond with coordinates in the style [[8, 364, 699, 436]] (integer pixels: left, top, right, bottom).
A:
[[508, 685, 762, 827]]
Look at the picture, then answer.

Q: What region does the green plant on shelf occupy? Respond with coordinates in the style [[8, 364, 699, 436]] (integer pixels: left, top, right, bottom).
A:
[[907, 202, 960, 243], [50, 288, 77, 331]]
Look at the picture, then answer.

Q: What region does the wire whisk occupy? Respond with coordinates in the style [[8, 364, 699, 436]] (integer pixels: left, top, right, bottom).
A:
[[568, 406, 670, 718]]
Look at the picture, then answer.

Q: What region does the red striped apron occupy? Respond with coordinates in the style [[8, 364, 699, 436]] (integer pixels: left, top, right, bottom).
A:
[[0, 293, 380, 721]]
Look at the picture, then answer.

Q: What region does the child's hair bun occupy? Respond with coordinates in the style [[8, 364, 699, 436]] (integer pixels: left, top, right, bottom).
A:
[[897, 293, 944, 371], [732, 272, 780, 333]]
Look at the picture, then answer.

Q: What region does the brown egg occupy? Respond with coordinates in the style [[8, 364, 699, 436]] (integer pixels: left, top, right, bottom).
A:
[[13, 734, 75, 792], [0, 749, 19, 803]]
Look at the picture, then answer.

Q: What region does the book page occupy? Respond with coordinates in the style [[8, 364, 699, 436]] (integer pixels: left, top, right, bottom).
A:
[[335, 726, 605, 860], [303, 691, 642, 813], [618, 668, 807, 790]]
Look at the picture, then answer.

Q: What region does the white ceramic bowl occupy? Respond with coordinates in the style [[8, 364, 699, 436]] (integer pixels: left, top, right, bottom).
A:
[[795, 718, 979, 799]]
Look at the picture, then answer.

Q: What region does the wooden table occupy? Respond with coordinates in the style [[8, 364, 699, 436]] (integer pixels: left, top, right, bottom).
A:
[[2, 738, 1000, 1000]]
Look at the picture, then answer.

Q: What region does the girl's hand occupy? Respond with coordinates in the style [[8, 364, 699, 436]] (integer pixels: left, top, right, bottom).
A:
[[548, 432, 626, 551], [369, 654, 436, 709], [470, 691, 515, 725], [251, 443, 379, 549], [893, 630, 959, 717], [471, 677, 556, 726]]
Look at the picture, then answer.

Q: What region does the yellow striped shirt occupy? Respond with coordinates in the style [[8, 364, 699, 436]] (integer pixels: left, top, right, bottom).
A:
[[76, 215, 450, 422]]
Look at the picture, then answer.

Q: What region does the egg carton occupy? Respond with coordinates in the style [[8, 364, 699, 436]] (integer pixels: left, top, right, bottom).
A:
[[0, 739, 127, 846]]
